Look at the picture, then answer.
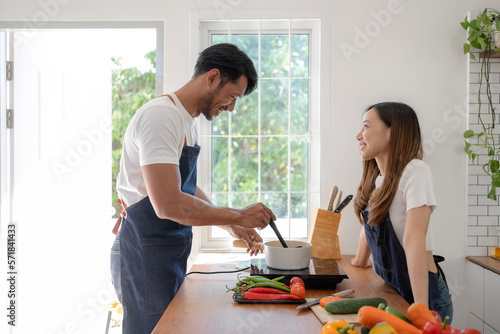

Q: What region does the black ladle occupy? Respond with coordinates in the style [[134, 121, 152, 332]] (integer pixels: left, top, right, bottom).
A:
[[269, 219, 288, 248]]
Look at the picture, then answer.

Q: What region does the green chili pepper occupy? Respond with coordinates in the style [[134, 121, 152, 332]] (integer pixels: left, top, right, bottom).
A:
[[242, 282, 291, 293]]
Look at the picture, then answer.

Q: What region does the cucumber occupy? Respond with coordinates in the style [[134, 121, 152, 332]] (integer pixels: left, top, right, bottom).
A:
[[385, 306, 411, 323], [324, 297, 388, 314]]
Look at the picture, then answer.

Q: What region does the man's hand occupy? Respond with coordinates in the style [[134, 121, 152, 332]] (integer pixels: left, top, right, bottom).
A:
[[226, 226, 263, 256], [236, 203, 277, 229]]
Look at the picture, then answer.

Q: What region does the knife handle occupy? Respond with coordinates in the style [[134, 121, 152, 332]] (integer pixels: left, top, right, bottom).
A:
[[233, 240, 262, 249], [328, 186, 338, 211], [332, 288, 355, 298]]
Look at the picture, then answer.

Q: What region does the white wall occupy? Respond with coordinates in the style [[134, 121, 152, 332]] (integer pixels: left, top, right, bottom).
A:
[[1, 0, 497, 329]]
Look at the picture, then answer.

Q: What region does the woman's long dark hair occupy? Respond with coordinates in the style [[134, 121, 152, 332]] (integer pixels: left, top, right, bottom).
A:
[[353, 102, 423, 226]]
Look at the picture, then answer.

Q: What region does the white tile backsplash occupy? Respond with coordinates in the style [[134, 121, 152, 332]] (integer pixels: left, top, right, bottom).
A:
[[468, 226, 489, 236], [468, 247, 489, 256], [478, 236, 498, 246], [468, 52, 500, 255], [478, 216, 499, 226]]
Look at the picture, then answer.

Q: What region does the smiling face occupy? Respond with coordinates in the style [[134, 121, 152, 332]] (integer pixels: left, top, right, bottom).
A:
[[356, 108, 391, 164], [199, 75, 248, 121]]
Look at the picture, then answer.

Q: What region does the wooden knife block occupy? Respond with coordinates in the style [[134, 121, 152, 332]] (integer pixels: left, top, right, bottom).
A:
[[307, 208, 341, 260]]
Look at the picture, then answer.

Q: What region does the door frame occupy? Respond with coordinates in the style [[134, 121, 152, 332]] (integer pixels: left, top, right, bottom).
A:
[[0, 21, 164, 97]]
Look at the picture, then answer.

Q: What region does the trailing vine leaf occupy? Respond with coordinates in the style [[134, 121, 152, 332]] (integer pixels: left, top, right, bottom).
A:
[[488, 185, 497, 200], [490, 160, 500, 173], [464, 141, 471, 153], [464, 129, 475, 138]]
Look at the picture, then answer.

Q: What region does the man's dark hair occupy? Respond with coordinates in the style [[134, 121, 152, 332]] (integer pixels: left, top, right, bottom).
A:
[[193, 43, 258, 96]]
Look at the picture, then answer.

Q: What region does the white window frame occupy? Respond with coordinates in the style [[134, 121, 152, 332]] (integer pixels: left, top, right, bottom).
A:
[[190, 10, 332, 252]]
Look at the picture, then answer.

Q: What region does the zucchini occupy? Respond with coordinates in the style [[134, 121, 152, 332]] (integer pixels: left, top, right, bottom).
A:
[[324, 297, 388, 314]]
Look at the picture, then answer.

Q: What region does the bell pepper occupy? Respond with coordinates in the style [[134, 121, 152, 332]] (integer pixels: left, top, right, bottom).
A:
[[321, 320, 358, 334], [423, 316, 459, 334], [369, 322, 398, 334], [459, 329, 481, 334]]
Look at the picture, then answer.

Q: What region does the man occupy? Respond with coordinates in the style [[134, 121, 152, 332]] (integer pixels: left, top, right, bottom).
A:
[[110, 43, 275, 333]]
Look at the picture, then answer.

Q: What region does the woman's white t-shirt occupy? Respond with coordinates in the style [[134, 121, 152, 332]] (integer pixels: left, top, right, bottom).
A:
[[375, 159, 437, 251], [116, 93, 198, 207]]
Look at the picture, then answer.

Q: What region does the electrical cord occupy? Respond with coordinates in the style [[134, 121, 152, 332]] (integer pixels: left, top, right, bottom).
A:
[[185, 266, 250, 276]]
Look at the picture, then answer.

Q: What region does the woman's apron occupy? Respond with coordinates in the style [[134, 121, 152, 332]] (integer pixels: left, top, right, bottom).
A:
[[361, 209, 439, 306], [111, 142, 200, 334]]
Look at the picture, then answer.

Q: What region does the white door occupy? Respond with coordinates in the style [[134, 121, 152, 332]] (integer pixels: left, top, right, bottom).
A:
[[8, 29, 113, 333]]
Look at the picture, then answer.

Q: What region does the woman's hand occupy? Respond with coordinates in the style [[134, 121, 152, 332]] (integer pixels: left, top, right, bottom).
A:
[[351, 256, 372, 268], [351, 229, 373, 268]]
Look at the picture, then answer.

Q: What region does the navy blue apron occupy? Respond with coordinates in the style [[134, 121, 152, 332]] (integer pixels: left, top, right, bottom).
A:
[[111, 142, 200, 334], [361, 209, 441, 306]]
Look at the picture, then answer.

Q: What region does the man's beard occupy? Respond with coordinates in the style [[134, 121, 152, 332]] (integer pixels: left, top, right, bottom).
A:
[[200, 90, 218, 121]]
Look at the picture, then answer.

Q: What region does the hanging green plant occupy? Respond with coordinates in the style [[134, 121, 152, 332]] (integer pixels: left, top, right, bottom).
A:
[[461, 8, 500, 200]]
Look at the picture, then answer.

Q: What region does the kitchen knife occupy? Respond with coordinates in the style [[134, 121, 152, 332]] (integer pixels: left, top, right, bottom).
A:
[[296, 288, 355, 310], [336, 190, 343, 209], [333, 194, 353, 213], [327, 186, 338, 211]]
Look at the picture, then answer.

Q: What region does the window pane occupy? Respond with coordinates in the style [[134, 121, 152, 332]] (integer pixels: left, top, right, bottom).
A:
[[291, 193, 307, 218], [231, 192, 258, 209], [210, 193, 229, 238], [231, 34, 259, 75], [261, 35, 289, 78], [212, 192, 228, 206], [212, 34, 229, 44], [261, 137, 288, 192], [291, 78, 309, 135], [261, 192, 289, 239], [211, 137, 228, 191], [291, 137, 308, 192], [261, 78, 289, 135], [291, 34, 309, 77], [232, 90, 258, 136], [211, 112, 228, 136], [231, 137, 258, 192], [291, 193, 308, 239], [262, 192, 288, 218]]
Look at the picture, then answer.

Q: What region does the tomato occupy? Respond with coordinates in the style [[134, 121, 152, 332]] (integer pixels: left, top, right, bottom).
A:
[[290, 285, 306, 299], [290, 276, 304, 287]]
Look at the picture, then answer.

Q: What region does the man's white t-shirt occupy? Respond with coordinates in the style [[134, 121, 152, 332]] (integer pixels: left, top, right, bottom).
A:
[[374, 159, 437, 251], [116, 93, 198, 207]]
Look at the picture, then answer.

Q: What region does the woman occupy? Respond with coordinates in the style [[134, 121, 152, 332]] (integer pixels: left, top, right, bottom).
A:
[[351, 102, 453, 322]]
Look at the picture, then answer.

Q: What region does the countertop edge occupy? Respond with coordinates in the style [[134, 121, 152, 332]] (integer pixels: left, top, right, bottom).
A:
[[466, 256, 500, 275]]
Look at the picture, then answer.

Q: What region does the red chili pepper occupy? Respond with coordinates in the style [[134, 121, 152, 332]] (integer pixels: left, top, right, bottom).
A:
[[243, 292, 301, 300], [246, 287, 288, 294]]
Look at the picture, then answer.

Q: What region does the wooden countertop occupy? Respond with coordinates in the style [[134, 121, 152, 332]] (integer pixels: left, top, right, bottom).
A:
[[466, 256, 500, 275], [153, 255, 409, 334]]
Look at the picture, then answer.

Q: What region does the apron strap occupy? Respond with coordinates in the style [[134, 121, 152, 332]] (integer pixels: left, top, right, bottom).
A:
[[162, 94, 187, 147], [112, 198, 128, 235], [376, 220, 386, 247]]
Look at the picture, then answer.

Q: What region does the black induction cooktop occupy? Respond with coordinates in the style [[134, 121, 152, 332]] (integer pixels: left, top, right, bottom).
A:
[[250, 258, 348, 288]]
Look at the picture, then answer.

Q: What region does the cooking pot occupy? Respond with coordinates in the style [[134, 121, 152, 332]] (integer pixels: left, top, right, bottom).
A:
[[233, 240, 312, 270]]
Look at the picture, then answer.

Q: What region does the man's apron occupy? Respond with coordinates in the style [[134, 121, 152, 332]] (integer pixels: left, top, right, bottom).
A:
[[361, 209, 440, 306], [111, 142, 200, 334]]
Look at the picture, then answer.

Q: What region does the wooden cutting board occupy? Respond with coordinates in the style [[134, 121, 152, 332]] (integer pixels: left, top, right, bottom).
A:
[[306, 298, 359, 325]]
